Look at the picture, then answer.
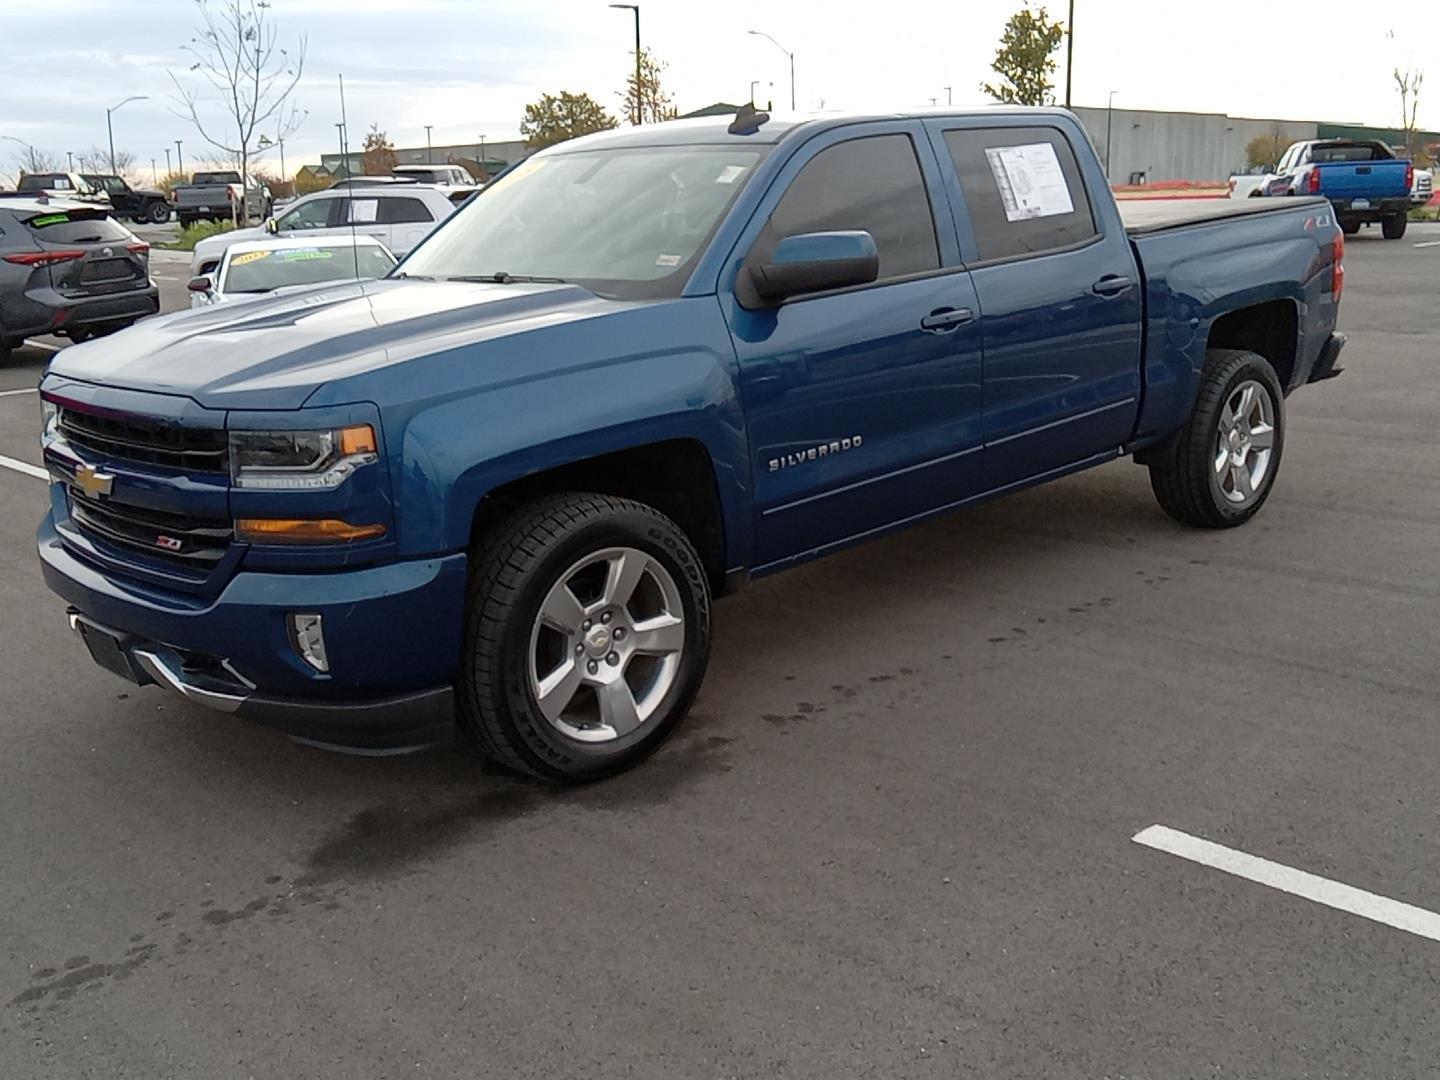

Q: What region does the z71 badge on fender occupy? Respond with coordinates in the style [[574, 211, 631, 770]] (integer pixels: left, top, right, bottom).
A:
[[768, 435, 863, 472]]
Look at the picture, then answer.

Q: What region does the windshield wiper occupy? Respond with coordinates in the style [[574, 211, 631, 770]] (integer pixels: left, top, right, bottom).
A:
[[444, 272, 568, 285], [391, 271, 436, 280]]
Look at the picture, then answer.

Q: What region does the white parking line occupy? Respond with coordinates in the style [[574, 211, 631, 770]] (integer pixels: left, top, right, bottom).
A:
[[22, 339, 61, 352], [1133, 824, 1440, 944], [1414, 240, 1440, 249], [0, 387, 38, 398], [0, 453, 48, 481]]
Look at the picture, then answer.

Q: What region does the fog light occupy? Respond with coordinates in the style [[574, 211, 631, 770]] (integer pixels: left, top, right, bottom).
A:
[[288, 613, 328, 673]]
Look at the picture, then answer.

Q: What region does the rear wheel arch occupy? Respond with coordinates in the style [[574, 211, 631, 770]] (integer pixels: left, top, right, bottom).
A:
[[1203, 299, 1299, 393]]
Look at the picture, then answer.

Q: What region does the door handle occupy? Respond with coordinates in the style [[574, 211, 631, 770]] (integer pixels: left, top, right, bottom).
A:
[[920, 307, 975, 333], [1092, 275, 1135, 297]]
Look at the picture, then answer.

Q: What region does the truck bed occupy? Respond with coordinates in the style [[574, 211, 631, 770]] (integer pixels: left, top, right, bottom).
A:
[[1120, 196, 1329, 235]]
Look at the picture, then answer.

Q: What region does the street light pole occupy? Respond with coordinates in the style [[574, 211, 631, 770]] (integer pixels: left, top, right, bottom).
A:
[[747, 29, 794, 111], [424, 125, 433, 164], [944, 86, 952, 106], [164, 147, 171, 175], [1065, 0, 1075, 107], [106, 95, 148, 174], [175, 140, 184, 178], [749, 79, 760, 106], [151, 158, 158, 185], [609, 4, 641, 125], [67, 151, 74, 171], [1105, 89, 1117, 180], [477, 134, 487, 179], [1, 136, 35, 174]]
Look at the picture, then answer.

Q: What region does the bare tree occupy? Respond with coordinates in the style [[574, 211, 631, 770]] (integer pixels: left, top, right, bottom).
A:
[[77, 146, 137, 176], [7, 144, 61, 177], [1395, 66, 1425, 159], [170, 0, 306, 223]]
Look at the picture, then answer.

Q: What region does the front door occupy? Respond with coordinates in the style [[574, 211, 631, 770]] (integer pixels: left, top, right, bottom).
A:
[[927, 120, 1143, 488], [721, 125, 985, 570]]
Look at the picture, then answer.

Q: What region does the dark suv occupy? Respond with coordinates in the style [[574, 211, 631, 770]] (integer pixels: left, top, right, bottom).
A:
[[82, 174, 172, 225], [0, 198, 159, 361]]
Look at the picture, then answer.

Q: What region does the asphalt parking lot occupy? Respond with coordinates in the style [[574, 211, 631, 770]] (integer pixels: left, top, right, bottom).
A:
[[1, 225, 1437, 1078]]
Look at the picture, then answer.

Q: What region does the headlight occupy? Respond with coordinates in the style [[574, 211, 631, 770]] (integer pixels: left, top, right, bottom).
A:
[[229, 424, 378, 489], [40, 398, 59, 441]]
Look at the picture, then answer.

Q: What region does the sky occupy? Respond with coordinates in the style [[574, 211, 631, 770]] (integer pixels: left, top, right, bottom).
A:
[[0, 0, 1432, 184]]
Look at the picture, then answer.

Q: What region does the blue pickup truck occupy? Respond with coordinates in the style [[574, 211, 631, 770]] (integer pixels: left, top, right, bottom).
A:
[[37, 107, 1347, 780], [1260, 138, 1413, 239]]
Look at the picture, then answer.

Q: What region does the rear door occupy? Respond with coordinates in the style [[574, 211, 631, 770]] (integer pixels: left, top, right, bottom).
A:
[[377, 194, 439, 255], [721, 123, 985, 568], [925, 118, 1143, 488], [336, 196, 392, 247]]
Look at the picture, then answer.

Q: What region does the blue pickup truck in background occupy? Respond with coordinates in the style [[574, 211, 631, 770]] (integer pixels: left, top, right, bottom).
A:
[[37, 107, 1347, 780], [1259, 138, 1414, 238]]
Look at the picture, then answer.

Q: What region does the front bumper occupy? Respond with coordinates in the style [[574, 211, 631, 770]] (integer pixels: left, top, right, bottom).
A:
[[40, 514, 468, 753]]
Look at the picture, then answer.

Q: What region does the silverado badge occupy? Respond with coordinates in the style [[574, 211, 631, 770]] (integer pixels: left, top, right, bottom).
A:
[[768, 436, 863, 472]]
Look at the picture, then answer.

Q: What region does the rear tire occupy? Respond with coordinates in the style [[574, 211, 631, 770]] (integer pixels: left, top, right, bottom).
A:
[[177, 214, 194, 229], [1339, 218, 1361, 236], [1381, 214, 1408, 239], [458, 493, 712, 782], [0, 338, 11, 364], [147, 201, 171, 225], [1147, 349, 1285, 529]]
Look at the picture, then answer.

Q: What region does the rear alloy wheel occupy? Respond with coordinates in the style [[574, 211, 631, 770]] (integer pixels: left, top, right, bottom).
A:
[[459, 493, 712, 782], [1147, 349, 1285, 528], [1382, 214, 1408, 240]]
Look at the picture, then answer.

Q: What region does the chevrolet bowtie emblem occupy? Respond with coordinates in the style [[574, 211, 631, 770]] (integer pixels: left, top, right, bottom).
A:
[[73, 464, 114, 498]]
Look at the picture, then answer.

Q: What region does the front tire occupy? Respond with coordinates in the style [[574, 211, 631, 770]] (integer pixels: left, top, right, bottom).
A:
[[1147, 349, 1285, 528], [1382, 213, 1408, 239], [459, 493, 712, 782], [147, 201, 171, 225]]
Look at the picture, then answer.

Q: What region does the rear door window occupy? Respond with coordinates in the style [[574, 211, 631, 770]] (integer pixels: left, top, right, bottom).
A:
[[761, 133, 940, 282], [379, 197, 434, 224], [943, 126, 1097, 262]]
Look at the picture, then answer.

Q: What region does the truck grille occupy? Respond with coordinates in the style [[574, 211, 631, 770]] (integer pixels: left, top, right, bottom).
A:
[[58, 406, 228, 474], [69, 489, 232, 568]]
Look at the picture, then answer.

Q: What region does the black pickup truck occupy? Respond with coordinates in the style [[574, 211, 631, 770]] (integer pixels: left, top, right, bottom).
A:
[[81, 174, 171, 225]]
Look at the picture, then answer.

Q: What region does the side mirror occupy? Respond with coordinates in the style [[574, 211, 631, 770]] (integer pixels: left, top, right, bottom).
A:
[[187, 275, 213, 293], [748, 231, 879, 303], [264, 217, 279, 235]]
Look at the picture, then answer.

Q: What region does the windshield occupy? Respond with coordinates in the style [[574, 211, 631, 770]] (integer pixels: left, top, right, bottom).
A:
[[222, 245, 396, 294], [399, 146, 765, 299]]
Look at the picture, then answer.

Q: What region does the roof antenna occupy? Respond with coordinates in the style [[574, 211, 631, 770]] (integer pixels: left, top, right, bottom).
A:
[[728, 102, 770, 136]]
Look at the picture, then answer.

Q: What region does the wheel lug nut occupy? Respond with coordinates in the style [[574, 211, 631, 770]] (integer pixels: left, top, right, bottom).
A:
[[582, 619, 592, 631], [613, 628, 624, 640], [575, 643, 584, 654], [600, 611, 612, 624], [587, 660, 599, 675], [607, 652, 619, 666]]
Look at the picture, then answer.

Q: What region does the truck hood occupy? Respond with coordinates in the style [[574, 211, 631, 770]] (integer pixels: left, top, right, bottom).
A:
[[47, 278, 620, 410]]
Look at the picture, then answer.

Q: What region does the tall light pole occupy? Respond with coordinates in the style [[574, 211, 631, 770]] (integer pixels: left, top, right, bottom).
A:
[[164, 147, 171, 175], [609, 4, 642, 125], [477, 134, 487, 178], [944, 86, 953, 106], [67, 151, 74, 171], [1065, 0, 1075, 107], [106, 95, 148, 174], [747, 30, 794, 111], [175, 140, 184, 178], [1105, 89, 1118, 180], [749, 79, 760, 106], [1, 135, 35, 174], [424, 125, 433, 164]]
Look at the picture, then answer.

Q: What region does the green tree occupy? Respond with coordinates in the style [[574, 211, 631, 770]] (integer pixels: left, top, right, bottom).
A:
[[1245, 128, 1287, 170], [520, 91, 618, 150], [360, 123, 397, 176], [620, 48, 678, 125], [981, 5, 1065, 107]]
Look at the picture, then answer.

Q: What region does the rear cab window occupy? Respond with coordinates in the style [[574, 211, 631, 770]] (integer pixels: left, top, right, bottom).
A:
[[941, 126, 1096, 262], [755, 133, 940, 284]]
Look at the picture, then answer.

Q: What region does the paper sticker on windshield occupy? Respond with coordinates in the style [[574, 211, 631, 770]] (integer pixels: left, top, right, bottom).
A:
[[655, 254, 682, 268], [715, 164, 748, 184], [230, 250, 270, 266], [984, 143, 1074, 222], [282, 249, 334, 261]]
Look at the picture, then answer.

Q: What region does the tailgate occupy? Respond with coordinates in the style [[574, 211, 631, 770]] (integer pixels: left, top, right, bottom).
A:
[[20, 208, 150, 296], [1316, 161, 1410, 199]]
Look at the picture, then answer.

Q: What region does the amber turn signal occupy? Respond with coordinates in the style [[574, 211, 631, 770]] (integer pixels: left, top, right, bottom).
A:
[[338, 424, 377, 456], [234, 518, 386, 543]]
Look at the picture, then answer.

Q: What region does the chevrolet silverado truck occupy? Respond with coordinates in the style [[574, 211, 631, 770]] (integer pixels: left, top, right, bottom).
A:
[[37, 107, 1347, 780], [1258, 138, 1413, 238]]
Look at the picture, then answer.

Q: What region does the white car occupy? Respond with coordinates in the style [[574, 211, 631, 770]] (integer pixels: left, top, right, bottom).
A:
[[188, 234, 397, 308], [190, 183, 456, 276]]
